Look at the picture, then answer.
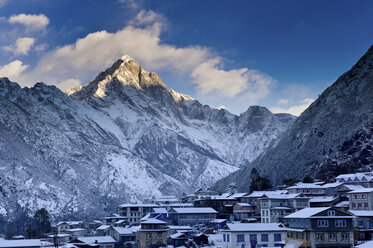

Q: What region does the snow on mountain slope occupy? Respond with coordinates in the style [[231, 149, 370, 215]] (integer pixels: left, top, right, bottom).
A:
[[0, 56, 295, 218], [215, 45, 373, 192]]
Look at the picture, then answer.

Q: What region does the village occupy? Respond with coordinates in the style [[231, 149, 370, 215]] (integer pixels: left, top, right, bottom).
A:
[[2, 172, 373, 248]]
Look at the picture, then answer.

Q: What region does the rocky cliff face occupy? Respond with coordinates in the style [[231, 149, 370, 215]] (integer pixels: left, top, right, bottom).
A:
[[215, 45, 373, 191], [0, 56, 295, 219]]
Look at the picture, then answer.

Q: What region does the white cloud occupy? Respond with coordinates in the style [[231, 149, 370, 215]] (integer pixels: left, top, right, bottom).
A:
[[0, 60, 29, 81], [0, 0, 8, 8], [3, 37, 35, 55], [191, 59, 273, 104], [278, 98, 288, 105], [118, 0, 138, 9], [218, 105, 228, 110], [6, 10, 274, 112], [270, 98, 314, 116], [8, 14, 49, 32], [57, 78, 81, 91], [34, 43, 48, 51]]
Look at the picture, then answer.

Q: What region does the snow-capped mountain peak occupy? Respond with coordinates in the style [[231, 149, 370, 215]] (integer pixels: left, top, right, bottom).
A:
[[0, 57, 295, 219]]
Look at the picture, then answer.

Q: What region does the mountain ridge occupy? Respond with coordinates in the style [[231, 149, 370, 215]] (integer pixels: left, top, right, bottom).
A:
[[0, 56, 295, 218], [213, 45, 373, 191]]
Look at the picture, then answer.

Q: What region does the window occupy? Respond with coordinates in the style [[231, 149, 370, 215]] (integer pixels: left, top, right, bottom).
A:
[[328, 234, 337, 242], [327, 210, 335, 216], [317, 220, 329, 227], [341, 233, 349, 242], [250, 234, 257, 241], [237, 234, 245, 242], [335, 219, 346, 227], [223, 234, 226, 242], [227, 234, 230, 242], [261, 234, 269, 242], [274, 233, 282, 242], [358, 220, 365, 228], [316, 233, 324, 242], [146, 233, 152, 240], [364, 203, 369, 209], [157, 232, 163, 240]]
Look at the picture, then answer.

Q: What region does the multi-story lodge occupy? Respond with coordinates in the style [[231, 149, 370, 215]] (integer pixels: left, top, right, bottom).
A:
[[241, 190, 288, 220], [221, 223, 287, 248], [284, 207, 354, 248], [168, 207, 218, 226], [348, 188, 373, 241], [349, 188, 373, 210], [336, 173, 373, 188], [117, 203, 192, 224], [138, 219, 168, 248], [260, 193, 310, 223], [287, 183, 326, 196]]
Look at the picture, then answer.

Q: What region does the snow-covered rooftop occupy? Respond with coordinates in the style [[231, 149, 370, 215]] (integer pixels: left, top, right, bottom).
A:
[[288, 183, 325, 189], [246, 190, 287, 198], [225, 223, 286, 232], [152, 208, 168, 213], [118, 203, 158, 208], [321, 182, 343, 188], [0, 239, 41, 247], [96, 225, 110, 230], [57, 220, 84, 226], [336, 172, 373, 182], [65, 228, 86, 232], [284, 207, 330, 218], [113, 227, 134, 235], [141, 218, 166, 224], [349, 210, 373, 217], [349, 188, 373, 193], [309, 196, 338, 203], [341, 184, 366, 191], [356, 240, 373, 248], [168, 225, 193, 230], [171, 207, 218, 214], [76, 236, 116, 244]]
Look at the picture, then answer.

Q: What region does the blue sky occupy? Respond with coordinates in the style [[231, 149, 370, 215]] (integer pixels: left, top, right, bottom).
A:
[[0, 0, 372, 115]]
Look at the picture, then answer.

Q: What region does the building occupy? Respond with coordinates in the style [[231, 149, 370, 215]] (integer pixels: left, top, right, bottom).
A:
[[168, 207, 218, 226], [96, 225, 111, 236], [117, 203, 192, 224], [102, 214, 127, 225], [153, 196, 179, 204], [193, 193, 238, 220], [349, 210, 373, 241], [64, 228, 88, 238], [260, 193, 310, 223], [105, 226, 136, 247], [283, 207, 354, 248], [336, 173, 373, 187], [221, 223, 287, 248], [71, 236, 116, 248], [337, 184, 366, 197], [167, 232, 188, 247], [233, 203, 255, 220], [309, 196, 339, 207], [348, 188, 373, 210], [167, 225, 194, 236], [0, 239, 41, 248], [287, 183, 326, 196], [208, 219, 227, 229], [138, 219, 168, 248], [241, 190, 288, 219], [117, 204, 158, 224], [322, 182, 344, 196], [57, 221, 86, 233]]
